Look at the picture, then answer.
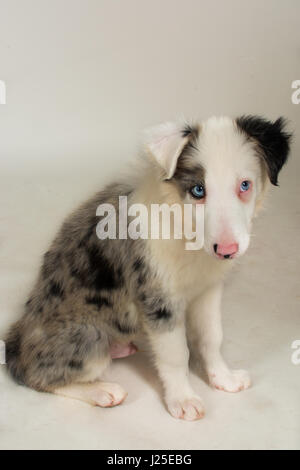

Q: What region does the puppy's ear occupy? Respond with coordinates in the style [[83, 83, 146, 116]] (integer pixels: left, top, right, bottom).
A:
[[236, 115, 292, 186], [144, 122, 199, 179]]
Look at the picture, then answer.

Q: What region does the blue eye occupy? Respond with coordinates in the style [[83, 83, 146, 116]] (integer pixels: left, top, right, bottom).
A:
[[240, 180, 251, 192], [190, 184, 205, 199]]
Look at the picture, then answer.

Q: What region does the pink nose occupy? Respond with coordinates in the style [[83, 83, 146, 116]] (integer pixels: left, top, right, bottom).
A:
[[214, 243, 238, 259]]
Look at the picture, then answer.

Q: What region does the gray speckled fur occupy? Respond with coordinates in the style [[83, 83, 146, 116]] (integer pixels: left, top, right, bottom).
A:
[[5, 179, 184, 391]]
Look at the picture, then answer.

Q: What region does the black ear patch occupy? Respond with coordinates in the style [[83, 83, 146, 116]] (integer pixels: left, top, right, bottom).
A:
[[236, 115, 292, 186]]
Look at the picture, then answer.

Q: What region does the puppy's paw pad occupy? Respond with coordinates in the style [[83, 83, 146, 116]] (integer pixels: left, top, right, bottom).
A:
[[209, 369, 251, 393], [167, 396, 205, 421]]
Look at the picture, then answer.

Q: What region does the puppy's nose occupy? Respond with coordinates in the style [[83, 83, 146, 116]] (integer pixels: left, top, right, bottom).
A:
[[213, 243, 238, 259]]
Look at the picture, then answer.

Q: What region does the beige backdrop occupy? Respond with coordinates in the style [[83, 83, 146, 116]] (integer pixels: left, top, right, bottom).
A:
[[0, 0, 299, 177], [0, 0, 299, 450]]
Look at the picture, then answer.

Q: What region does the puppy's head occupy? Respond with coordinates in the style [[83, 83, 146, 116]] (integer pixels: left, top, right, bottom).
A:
[[145, 115, 291, 259]]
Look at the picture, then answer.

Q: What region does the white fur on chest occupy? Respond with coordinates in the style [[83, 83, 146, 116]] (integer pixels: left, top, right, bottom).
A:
[[146, 237, 233, 304]]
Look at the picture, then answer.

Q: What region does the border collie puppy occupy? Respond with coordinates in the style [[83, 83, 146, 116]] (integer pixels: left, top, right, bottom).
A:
[[5, 115, 291, 421]]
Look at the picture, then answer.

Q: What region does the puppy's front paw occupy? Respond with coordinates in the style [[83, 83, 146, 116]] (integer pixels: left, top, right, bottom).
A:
[[166, 396, 205, 421], [209, 369, 251, 393]]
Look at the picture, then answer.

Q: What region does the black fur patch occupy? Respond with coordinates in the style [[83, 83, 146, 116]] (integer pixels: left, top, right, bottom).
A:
[[68, 360, 83, 370], [49, 280, 65, 299], [152, 307, 172, 321], [85, 295, 112, 309], [69, 242, 123, 291], [86, 244, 123, 290], [143, 297, 173, 321], [236, 115, 292, 186]]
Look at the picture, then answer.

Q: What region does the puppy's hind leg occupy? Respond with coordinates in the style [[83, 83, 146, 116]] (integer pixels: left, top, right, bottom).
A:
[[53, 356, 127, 407]]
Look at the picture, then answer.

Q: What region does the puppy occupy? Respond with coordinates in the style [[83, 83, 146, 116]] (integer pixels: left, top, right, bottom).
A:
[[5, 115, 291, 420]]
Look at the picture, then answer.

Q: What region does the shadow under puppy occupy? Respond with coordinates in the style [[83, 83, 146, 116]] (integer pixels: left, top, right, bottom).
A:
[[5, 115, 291, 420]]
